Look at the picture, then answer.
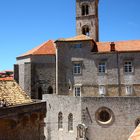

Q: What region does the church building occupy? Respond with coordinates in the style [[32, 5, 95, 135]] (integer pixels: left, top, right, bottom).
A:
[[15, 0, 140, 140]]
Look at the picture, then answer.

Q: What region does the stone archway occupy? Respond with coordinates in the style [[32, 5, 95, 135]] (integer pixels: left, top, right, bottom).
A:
[[47, 86, 53, 94], [38, 87, 43, 100]]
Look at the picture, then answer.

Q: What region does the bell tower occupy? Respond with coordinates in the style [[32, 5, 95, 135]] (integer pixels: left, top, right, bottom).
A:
[[76, 0, 99, 42]]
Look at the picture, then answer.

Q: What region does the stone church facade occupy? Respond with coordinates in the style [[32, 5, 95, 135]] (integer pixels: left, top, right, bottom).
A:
[[15, 0, 140, 140]]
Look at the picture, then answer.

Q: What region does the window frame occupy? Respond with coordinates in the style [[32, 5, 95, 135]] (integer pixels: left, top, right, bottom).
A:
[[82, 26, 90, 36], [124, 61, 133, 73], [125, 85, 133, 96], [98, 61, 106, 74], [74, 86, 81, 97], [81, 4, 89, 16], [73, 62, 82, 75], [99, 85, 106, 96], [68, 113, 73, 132], [58, 112, 63, 130], [74, 43, 82, 48]]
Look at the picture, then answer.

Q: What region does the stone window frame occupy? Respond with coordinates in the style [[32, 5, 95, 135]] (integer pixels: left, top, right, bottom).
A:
[[58, 112, 63, 130], [81, 3, 89, 16], [95, 107, 114, 127], [70, 43, 82, 49], [99, 85, 107, 96], [123, 60, 134, 74], [68, 113, 73, 132], [82, 25, 90, 36], [74, 85, 81, 97], [74, 43, 82, 49], [73, 61, 83, 75], [125, 85, 134, 96], [98, 61, 107, 74]]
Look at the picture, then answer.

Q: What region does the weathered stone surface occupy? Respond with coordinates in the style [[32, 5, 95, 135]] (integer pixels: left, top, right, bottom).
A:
[[16, 55, 56, 99], [76, 0, 99, 41], [56, 40, 140, 97], [0, 101, 46, 140], [43, 94, 81, 140], [43, 95, 140, 140]]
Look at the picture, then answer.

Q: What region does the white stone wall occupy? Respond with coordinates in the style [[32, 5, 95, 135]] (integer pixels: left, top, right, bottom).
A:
[[43, 95, 82, 140]]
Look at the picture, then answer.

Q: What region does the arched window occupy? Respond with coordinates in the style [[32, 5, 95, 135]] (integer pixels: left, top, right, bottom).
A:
[[82, 26, 90, 36], [135, 118, 140, 128], [68, 113, 73, 131], [82, 5, 85, 15], [38, 87, 42, 100], [58, 112, 63, 130], [86, 5, 89, 15], [81, 4, 89, 16], [47, 86, 53, 94]]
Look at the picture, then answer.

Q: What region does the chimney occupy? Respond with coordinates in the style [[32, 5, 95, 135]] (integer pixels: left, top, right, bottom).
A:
[[110, 42, 115, 52]]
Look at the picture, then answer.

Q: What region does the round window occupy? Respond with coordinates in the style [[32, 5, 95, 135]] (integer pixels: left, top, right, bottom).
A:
[[95, 107, 114, 126], [98, 110, 111, 122]]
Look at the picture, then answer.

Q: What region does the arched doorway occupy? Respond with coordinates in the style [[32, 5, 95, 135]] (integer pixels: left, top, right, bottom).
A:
[[47, 86, 53, 94], [38, 87, 43, 100]]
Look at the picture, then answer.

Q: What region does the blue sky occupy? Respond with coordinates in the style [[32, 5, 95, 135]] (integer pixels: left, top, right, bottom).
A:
[[0, 0, 140, 70]]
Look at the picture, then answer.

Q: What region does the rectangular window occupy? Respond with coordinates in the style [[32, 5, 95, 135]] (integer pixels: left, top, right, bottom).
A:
[[98, 62, 106, 73], [124, 61, 133, 73], [74, 87, 81, 97], [99, 85, 106, 96], [74, 43, 82, 48], [73, 63, 81, 74], [126, 85, 133, 95]]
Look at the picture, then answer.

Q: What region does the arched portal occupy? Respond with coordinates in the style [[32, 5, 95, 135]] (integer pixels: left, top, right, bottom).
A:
[[47, 86, 53, 94], [38, 87, 43, 100]]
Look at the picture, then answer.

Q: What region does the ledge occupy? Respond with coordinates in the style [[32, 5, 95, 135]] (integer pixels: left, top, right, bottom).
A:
[[0, 100, 46, 119]]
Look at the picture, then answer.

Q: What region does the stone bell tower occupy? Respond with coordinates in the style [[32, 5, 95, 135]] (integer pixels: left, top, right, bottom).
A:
[[76, 0, 99, 42]]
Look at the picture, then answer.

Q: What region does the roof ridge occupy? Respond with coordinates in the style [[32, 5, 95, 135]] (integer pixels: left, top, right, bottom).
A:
[[97, 39, 140, 43], [17, 40, 55, 58]]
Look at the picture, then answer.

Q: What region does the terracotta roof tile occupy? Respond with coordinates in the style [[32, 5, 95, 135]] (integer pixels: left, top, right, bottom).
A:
[[96, 40, 140, 52], [56, 35, 93, 42], [18, 40, 56, 58], [0, 77, 13, 81], [0, 80, 32, 106], [128, 124, 140, 140]]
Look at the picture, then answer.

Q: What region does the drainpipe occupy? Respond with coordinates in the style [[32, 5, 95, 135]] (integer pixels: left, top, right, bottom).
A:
[[110, 42, 121, 96], [116, 51, 121, 96], [55, 43, 58, 95]]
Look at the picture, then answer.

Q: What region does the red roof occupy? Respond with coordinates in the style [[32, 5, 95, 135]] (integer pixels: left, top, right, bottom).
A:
[[96, 40, 140, 53], [18, 40, 56, 58], [0, 77, 13, 81], [56, 35, 93, 42]]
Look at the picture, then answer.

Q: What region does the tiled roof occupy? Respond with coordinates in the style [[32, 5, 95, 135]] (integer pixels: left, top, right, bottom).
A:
[[56, 35, 93, 42], [128, 124, 140, 140], [0, 80, 32, 106], [96, 40, 140, 52], [0, 77, 13, 81], [18, 40, 56, 58]]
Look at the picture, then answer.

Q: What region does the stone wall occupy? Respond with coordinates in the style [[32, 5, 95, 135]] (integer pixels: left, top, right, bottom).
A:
[[43, 94, 81, 140], [57, 40, 140, 97], [81, 97, 140, 140], [0, 101, 46, 140], [76, 0, 99, 41], [16, 55, 56, 99], [17, 56, 31, 95], [43, 95, 140, 140]]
